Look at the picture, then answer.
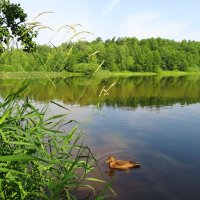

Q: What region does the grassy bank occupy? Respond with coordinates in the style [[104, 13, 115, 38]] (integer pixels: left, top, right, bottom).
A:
[[0, 70, 156, 79], [0, 70, 199, 80], [95, 70, 156, 78], [98, 70, 200, 77], [0, 71, 81, 79], [157, 70, 200, 76]]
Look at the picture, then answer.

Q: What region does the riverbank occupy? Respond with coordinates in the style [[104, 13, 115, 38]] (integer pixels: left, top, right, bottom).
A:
[[0, 71, 82, 79], [157, 71, 200, 76], [100, 70, 200, 77], [0, 70, 199, 79]]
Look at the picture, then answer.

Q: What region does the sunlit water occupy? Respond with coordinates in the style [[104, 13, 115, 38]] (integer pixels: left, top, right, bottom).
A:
[[1, 75, 200, 200]]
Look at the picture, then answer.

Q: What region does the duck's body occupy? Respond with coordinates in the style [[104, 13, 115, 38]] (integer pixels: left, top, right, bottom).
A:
[[106, 156, 140, 170]]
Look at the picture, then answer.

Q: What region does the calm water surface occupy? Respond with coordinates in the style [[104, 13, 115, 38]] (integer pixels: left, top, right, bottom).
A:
[[1, 75, 200, 200]]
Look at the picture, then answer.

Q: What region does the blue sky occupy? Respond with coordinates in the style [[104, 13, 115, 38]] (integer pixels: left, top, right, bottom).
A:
[[12, 0, 200, 45]]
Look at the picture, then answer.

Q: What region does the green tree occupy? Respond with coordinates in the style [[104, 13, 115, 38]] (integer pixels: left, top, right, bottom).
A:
[[116, 45, 127, 71], [104, 43, 118, 71], [126, 56, 134, 71], [0, 0, 37, 53], [152, 51, 162, 72]]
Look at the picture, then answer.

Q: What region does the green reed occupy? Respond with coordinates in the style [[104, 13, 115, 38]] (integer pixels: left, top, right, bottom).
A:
[[0, 82, 111, 199], [0, 11, 116, 198]]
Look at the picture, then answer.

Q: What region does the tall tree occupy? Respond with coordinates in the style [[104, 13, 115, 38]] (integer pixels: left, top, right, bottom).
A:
[[0, 0, 37, 53]]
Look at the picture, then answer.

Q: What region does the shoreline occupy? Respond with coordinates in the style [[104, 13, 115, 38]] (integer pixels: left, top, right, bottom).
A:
[[0, 70, 199, 79]]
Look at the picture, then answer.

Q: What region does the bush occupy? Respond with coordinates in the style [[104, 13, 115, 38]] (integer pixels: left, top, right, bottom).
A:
[[73, 63, 99, 75]]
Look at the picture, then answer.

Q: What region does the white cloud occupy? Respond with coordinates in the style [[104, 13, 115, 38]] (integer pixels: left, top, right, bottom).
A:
[[101, 0, 120, 17]]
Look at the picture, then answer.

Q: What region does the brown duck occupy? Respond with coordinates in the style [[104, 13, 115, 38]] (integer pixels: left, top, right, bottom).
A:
[[106, 156, 141, 170]]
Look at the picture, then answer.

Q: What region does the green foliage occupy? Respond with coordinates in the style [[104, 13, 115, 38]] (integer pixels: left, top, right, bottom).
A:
[[73, 63, 99, 75], [1, 36, 200, 73], [0, 84, 109, 199], [0, 0, 37, 53], [0, 0, 199, 73], [152, 51, 162, 72]]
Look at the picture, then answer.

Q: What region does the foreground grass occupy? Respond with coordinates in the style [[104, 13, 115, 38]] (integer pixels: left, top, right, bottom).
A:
[[0, 83, 111, 199]]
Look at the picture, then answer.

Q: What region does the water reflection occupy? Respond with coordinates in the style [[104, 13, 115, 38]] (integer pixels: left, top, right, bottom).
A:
[[0, 75, 200, 107], [84, 104, 200, 200], [1, 75, 200, 199]]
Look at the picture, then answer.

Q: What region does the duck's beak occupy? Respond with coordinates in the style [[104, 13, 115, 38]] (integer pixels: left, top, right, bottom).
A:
[[134, 162, 141, 168]]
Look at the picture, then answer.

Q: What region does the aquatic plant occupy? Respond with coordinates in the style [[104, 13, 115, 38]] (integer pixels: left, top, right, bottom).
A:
[[0, 83, 111, 199]]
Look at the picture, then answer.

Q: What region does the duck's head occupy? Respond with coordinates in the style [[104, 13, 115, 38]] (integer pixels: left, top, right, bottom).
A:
[[106, 156, 116, 163]]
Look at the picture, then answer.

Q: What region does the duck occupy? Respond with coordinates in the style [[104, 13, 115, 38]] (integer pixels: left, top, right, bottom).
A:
[[106, 156, 141, 170]]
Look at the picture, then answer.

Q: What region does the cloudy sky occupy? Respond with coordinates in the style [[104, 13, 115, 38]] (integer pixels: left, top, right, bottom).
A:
[[12, 0, 200, 45]]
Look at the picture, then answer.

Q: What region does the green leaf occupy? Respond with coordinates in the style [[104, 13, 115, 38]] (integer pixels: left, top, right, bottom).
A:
[[0, 109, 11, 125], [45, 113, 67, 121], [0, 155, 37, 162], [50, 100, 70, 111], [85, 178, 106, 183]]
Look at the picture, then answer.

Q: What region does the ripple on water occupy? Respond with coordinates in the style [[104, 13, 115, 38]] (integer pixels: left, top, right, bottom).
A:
[[97, 149, 173, 187]]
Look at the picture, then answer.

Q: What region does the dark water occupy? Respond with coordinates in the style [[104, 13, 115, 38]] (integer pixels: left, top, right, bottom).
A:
[[1, 75, 200, 200]]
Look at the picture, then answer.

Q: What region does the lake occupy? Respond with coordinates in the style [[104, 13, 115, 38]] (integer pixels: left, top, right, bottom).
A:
[[1, 75, 200, 200]]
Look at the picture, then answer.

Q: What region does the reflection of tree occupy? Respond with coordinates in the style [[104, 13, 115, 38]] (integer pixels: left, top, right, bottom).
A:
[[0, 75, 200, 108]]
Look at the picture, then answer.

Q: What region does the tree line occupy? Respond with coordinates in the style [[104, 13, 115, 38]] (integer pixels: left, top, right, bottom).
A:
[[1, 37, 200, 74]]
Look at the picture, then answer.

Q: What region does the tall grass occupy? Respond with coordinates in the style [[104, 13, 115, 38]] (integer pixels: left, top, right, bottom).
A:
[[0, 82, 111, 199], [0, 11, 116, 199]]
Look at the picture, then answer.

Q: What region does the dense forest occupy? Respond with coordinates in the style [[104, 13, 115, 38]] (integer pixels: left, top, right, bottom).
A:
[[1, 37, 200, 74]]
